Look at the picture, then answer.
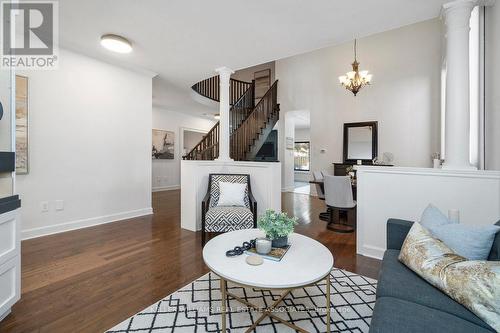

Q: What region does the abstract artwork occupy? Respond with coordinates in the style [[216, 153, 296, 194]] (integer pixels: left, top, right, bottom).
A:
[[152, 129, 174, 159], [15, 75, 28, 174]]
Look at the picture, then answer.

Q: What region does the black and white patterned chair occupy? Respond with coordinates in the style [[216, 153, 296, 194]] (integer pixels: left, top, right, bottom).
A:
[[201, 174, 257, 246]]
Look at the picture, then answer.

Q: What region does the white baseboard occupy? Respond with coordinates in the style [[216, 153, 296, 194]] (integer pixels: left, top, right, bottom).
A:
[[358, 244, 385, 260], [21, 207, 153, 240], [281, 187, 294, 192], [152, 185, 181, 192], [0, 308, 11, 322]]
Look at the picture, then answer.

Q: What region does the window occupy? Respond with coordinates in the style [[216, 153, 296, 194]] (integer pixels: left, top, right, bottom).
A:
[[294, 141, 310, 171]]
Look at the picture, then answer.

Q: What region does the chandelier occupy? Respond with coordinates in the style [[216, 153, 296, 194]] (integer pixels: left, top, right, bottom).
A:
[[338, 39, 372, 96]]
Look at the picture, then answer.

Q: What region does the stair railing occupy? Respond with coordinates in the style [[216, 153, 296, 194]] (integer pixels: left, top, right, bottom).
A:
[[183, 81, 254, 160], [230, 80, 279, 161], [230, 81, 255, 135], [183, 122, 219, 160], [192, 76, 253, 105]]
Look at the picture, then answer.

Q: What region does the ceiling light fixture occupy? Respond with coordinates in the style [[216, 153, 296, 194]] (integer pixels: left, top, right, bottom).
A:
[[100, 34, 133, 53], [338, 39, 372, 96]]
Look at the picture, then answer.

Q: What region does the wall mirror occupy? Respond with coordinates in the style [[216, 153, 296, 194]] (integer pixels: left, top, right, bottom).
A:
[[343, 121, 378, 164]]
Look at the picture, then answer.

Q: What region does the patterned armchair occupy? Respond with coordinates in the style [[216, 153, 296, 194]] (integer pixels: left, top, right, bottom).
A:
[[201, 174, 257, 245]]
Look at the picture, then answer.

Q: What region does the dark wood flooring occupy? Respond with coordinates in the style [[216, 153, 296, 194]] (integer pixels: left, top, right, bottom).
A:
[[0, 190, 380, 333]]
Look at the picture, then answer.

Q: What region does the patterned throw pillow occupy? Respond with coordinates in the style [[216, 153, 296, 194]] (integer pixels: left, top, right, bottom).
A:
[[399, 223, 500, 332]]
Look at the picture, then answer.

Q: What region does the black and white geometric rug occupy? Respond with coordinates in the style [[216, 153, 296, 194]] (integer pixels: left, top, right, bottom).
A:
[[106, 268, 377, 333]]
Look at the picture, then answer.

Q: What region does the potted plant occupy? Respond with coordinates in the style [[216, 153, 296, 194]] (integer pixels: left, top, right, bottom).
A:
[[257, 210, 298, 248]]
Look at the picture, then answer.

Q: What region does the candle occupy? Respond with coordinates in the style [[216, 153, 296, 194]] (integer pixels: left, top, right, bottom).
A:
[[255, 237, 272, 255]]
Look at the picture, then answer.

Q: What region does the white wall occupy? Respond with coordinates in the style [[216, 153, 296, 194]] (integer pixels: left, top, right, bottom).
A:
[[276, 19, 442, 175], [232, 62, 275, 84], [279, 115, 295, 191], [485, 5, 500, 170], [152, 107, 215, 191], [17, 49, 153, 239], [356, 166, 500, 259]]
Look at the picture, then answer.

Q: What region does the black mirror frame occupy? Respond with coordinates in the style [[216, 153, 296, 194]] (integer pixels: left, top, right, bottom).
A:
[[343, 121, 378, 164]]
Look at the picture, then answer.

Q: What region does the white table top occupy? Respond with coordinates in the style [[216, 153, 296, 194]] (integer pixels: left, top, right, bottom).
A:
[[202, 229, 334, 289]]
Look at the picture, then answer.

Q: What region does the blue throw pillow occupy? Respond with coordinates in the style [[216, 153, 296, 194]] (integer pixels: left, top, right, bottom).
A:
[[420, 204, 500, 260], [431, 224, 500, 260], [420, 204, 457, 234]]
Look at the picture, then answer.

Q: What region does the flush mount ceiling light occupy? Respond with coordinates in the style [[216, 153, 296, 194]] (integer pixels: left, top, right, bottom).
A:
[[100, 34, 133, 53], [338, 39, 372, 96]]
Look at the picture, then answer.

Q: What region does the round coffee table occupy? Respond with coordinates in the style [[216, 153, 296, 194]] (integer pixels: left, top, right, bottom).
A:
[[203, 229, 334, 333]]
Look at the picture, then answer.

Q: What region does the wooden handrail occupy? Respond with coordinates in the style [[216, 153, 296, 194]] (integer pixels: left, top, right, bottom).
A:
[[184, 79, 279, 161], [183, 80, 254, 161], [183, 122, 220, 160], [230, 80, 279, 161], [191, 76, 253, 106]]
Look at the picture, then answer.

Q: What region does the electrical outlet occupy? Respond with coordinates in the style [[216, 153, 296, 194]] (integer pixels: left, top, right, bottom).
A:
[[40, 201, 49, 212], [55, 200, 64, 211]]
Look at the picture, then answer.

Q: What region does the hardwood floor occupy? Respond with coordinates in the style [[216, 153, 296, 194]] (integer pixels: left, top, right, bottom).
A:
[[0, 190, 380, 333]]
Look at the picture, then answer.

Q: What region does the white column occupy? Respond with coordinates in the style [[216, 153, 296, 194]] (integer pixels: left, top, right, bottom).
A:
[[442, 0, 494, 169], [442, 0, 476, 170], [215, 66, 234, 161]]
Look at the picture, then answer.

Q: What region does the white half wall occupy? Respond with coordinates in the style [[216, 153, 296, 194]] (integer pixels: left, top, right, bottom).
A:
[[152, 107, 215, 191], [485, 4, 500, 170], [181, 161, 281, 231], [356, 166, 500, 259], [276, 19, 442, 174], [17, 49, 154, 239]]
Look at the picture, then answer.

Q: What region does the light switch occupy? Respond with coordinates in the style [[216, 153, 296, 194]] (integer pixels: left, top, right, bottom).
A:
[[40, 201, 49, 212], [55, 200, 64, 211]]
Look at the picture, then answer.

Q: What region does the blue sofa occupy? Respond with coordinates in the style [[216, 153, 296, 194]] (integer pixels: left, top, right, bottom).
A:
[[369, 219, 500, 333]]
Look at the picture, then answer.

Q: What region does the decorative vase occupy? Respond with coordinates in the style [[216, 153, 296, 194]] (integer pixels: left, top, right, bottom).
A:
[[270, 235, 288, 248], [433, 158, 441, 169]]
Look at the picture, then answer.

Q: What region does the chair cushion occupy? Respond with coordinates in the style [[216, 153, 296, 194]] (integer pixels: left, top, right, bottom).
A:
[[205, 206, 254, 232], [217, 182, 247, 207], [377, 250, 492, 330], [370, 297, 494, 333], [209, 175, 250, 208]]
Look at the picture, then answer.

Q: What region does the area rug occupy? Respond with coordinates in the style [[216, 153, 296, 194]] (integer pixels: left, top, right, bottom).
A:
[[107, 268, 377, 333]]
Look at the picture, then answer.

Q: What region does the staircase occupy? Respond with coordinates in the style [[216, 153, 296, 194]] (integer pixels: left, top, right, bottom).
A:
[[183, 75, 279, 161]]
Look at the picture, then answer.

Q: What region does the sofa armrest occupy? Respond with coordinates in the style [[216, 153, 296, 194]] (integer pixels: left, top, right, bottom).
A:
[[387, 219, 414, 251], [488, 220, 500, 261]]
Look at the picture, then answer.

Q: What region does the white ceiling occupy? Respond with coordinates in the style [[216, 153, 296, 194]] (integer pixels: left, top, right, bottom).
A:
[[59, 0, 448, 116]]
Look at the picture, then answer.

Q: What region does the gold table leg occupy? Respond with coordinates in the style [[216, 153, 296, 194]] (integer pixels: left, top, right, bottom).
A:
[[326, 274, 331, 333], [220, 277, 227, 332], [217, 273, 333, 333]]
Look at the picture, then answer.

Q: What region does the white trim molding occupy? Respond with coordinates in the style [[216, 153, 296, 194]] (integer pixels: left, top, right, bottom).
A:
[[21, 207, 153, 240], [152, 185, 181, 192]]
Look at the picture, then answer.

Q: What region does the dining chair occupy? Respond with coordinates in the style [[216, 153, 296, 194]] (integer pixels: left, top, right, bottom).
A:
[[324, 175, 356, 233], [312, 171, 325, 200]]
